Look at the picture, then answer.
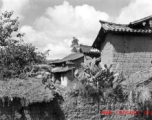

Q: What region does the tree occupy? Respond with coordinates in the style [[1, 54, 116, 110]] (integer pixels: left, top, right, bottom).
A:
[[70, 37, 80, 53], [0, 11, 47, 79], [0, 11, 20, 46]]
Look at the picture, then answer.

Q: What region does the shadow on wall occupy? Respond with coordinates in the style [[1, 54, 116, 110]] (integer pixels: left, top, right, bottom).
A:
[[106, 33, 152, 76], [110, 33, 152, 53]]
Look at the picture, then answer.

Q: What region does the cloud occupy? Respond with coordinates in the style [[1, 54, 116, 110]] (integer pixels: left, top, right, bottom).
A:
[[20, 1, 109, 59], [43, 42, 71, 60], [20, 25, 72, 59], [116, 0, 152, 24], [0, 0, 30, 20]]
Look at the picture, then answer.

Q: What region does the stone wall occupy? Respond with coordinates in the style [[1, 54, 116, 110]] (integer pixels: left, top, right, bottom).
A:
[[100, 33, 152, 76]]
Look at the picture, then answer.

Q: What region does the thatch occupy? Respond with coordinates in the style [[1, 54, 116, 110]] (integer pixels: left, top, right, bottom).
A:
[[0, 78, 55, 106]]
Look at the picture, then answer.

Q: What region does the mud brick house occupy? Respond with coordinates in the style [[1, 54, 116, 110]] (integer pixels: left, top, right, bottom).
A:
[[50, 53, 84, 87], [93, 16, 152, 76], [49, 47, 100, 87]]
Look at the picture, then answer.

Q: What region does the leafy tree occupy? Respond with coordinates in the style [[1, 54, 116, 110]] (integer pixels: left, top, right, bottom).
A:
[[0, 11, 21, 46], [70, 37, 80, 53], [0, 11, 47, 79]]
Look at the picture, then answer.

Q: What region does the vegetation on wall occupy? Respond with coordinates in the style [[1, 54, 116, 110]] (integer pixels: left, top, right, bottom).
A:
[[74, 57, 152, 119], [74, 58, 123, 102]]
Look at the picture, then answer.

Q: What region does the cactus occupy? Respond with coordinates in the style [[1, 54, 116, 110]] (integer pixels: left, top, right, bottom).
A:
[[75, 57, 125, 103]]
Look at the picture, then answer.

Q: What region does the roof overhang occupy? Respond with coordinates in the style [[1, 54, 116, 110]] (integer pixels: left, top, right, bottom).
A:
[[92, 16, 152, 49]]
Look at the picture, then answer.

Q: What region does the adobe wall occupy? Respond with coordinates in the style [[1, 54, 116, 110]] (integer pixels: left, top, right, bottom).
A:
[[72, 57, 84, 68], [60, 89, 148, 120], [62, 71, 74, 87], [0, 98, 64, 120], [100, 33, 152, 76], [100, 33, 114, 68], [61, 91, 102, 120]]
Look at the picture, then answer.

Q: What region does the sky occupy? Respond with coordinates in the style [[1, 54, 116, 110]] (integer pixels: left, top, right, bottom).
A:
[[0, 0, 152, 59]]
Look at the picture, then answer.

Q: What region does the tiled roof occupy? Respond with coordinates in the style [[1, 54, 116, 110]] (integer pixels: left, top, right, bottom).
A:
[[51, 67, 75, 73], [62, 53, 83, 61], [50, 53, 84, 64], [92, 16, 152, 49], [99, 20, 152, 33], [130, 15, 152, 25], [80, 44, 100, 54]]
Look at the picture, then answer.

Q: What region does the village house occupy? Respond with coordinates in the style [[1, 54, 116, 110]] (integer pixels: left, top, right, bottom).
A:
[[49, 46, 100, 87], [92, 15, 152, 76], [50, 53, 84, 87]]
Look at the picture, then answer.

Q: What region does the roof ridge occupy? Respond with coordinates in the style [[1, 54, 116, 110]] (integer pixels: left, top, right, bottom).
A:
[[130, 15, 152, 25], [99, 20, 128, 27]]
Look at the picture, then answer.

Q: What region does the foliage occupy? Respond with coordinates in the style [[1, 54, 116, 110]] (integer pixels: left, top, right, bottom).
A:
[[70, 37, 80, 53], [0, 11, 19, 46], [75, 57, 125, 103], [0, 11, 47, 79]]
